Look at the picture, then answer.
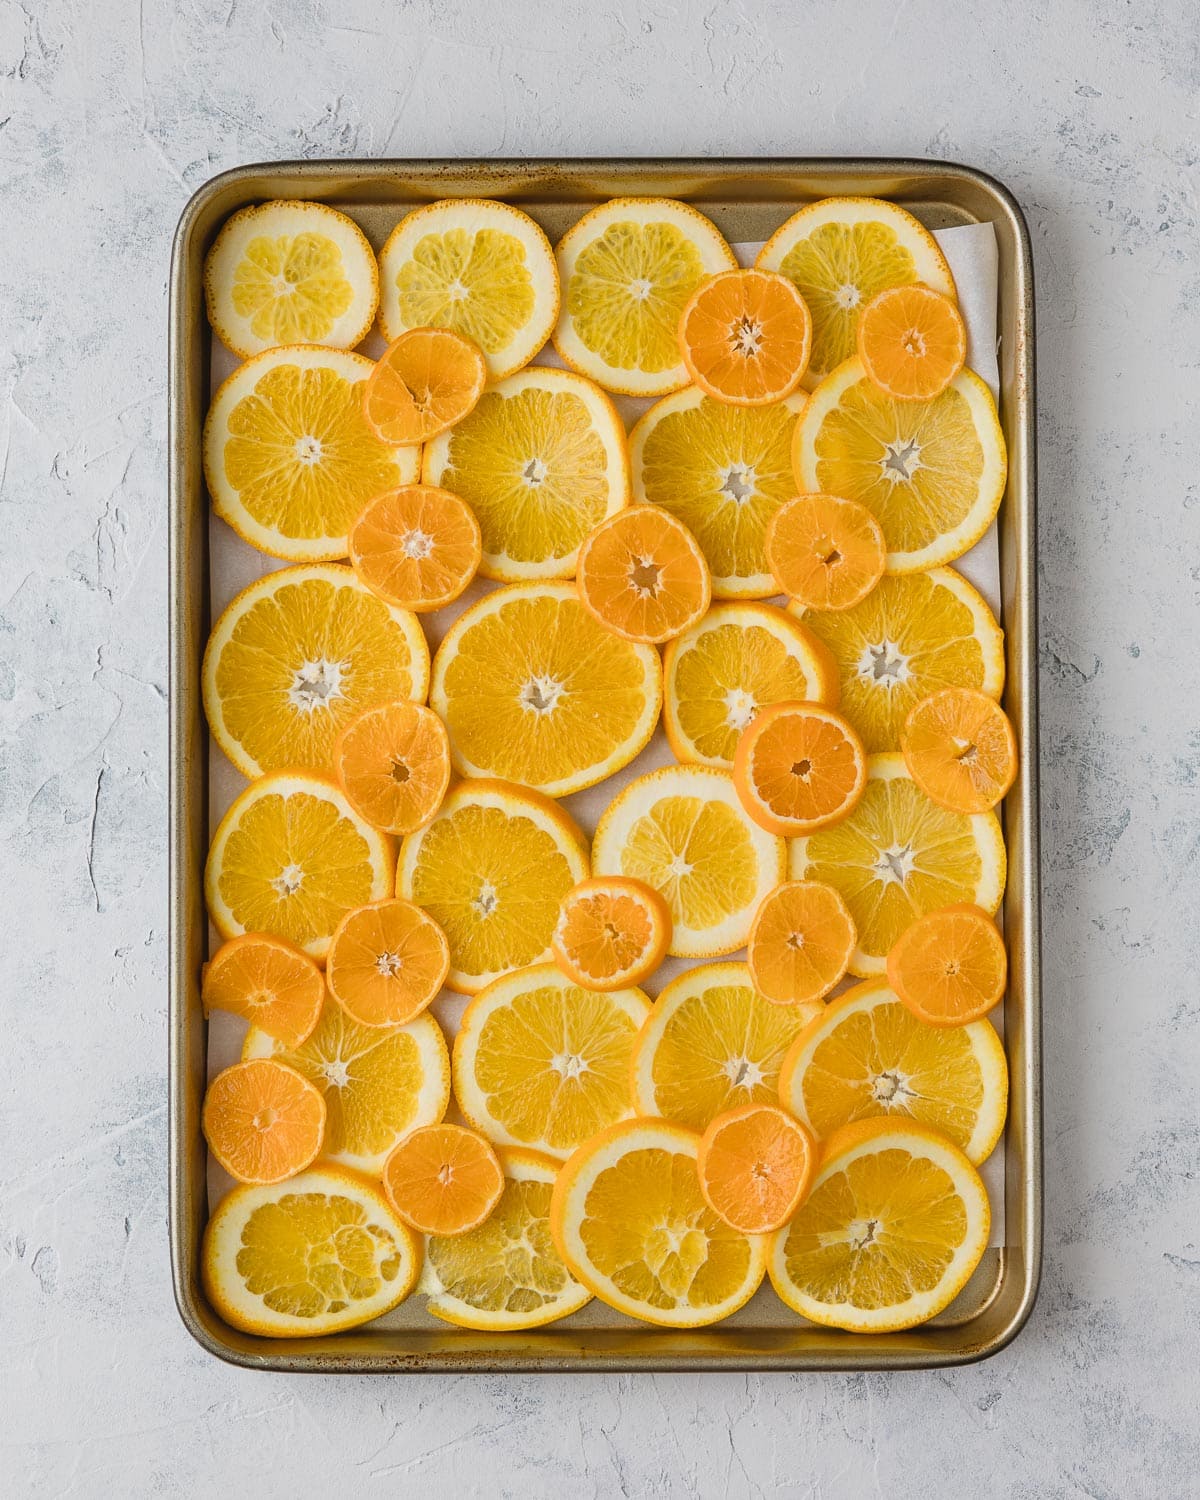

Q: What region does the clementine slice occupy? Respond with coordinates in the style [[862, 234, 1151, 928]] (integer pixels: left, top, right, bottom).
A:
[[886, 903, 1007, 1026], [382, 1123, 504, 1236], [678, 268, 812, 406], [348, 485, 482, 614], [551, 876, 671, 991], [697, 1102, 817, 1234], [576, 505, 711, 644], [362, 327, 487, 445], [332, 701, 452, 836], [732, 701, 867, 836], [326, 898, 450, 1027], [202, 1059, 326, 1185], [766, 493, 885, 611], [201, 933, 325, 1048], [901, 687, 1018, 813], [746, 880, 857, 1007], [857, 285, 967, 402]]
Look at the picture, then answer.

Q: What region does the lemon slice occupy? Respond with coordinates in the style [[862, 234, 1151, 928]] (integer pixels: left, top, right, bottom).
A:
[[378, 198, 559, 379], [205, 771, 394, 961], [204, 200, 379, 358], [592, 765, 784, 957], [202, 1164, 421, 1337], [453, 964, 650, 1159], [790, 753, 1006, 975], [203, 564, 430, 779], [794, 358, 1007, 572], [204, 347, 420, 561], [430, 583, 661, 798], [767, 1118, 990, 1332], [756, 197, 956, 389], [421, 367, 628, 582], [397, 780, 589, 993], [790, 566, 1004, 753], [630, 387, 806, 597]]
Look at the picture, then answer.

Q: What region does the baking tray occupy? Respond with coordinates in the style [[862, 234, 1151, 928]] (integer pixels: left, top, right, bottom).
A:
[[169, 158, 1040, 1372]]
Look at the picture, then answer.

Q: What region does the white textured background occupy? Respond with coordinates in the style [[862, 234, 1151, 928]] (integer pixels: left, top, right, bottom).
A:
[[2, 1, 1198, 1495]]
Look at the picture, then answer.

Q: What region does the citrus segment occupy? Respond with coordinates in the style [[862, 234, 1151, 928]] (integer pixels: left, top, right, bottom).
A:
[[732, 701, 867, 836], [746, 880, 856, 1009], [382, 1124, 504, 1237], [201, 933, 325, 1048], [765, 492, 886, 611], [326, 898, 450, 1027], [332, 701, 451, 837], [857, 285, 967, 401], [697, 1102, 817, 1234], [901, 687, 1018, 812], [202, 1059, 327, 1185], [575, 505, 711, 644], [886, 903, 1007, 1026], [679, 267, 812, 405], [551, 877, 671, 991], [362, 327, 487, 445], [348, 486, 482, 613]]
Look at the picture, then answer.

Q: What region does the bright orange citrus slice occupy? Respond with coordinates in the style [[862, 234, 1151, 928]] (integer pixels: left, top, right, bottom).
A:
[[202, 1058, 326, 1185], [901, 687, 1018, 812], [765, 492, 886, 611], [362, 327, 487, 445], [857, 285, 966, 402], [886, 903, 1007, 1026], [678, 267, 812, 405], [326, 898, 450, 1028], [201, 933, 325, 1048], [348, 485, 482, 613], [746, 880, 857, 1007], [382, 1123, 504, 1236], [697, 1102, 817, 1234], [332, 701, 452, 836], [551, 876, 671, 991], [575, 505, 711, 644], [732, 700, 867, 836]]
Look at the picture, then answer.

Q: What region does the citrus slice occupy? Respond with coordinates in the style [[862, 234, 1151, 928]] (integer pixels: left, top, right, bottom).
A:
[[746, 880, 856, 1008], [203, 564, 430, 780], [202, 1164, 421, 1337], [630, 386, 807, 597], [332, 701, 451, 837], [422, 366, 628, 582], [551, 877, 671, 991], [553, 197, 737, 396], [790, 754, 1006, 976], [778, 977, 1008, 1164], [205, 772, 395, 961], [430, 583, 661, 798], [381, 1123, 504, 1236], [663, 602, 838, 769], [592, 766, 785, 958], [901, 687, 1018, 812], [201, 933, 325, 1048], [756, 197, 956, 389], [244, 997, 450, 1174], [697, 1102, 817, 1234], [631, 961, 813, 1130], [575, 505, 711, 644], [791, 566, 1005, 753], [419, 1148, 592, 1330], [765, 493, 886, 611], [348, 486, 482, 613], [204, 200, 379, 359], [203, 346, 420, 561], [397, 780, 588, 993], [732, 701, 867, 836], [886, 903, 1007, 1026], [550, 1118, 766, 1327], [767, 1117, 990, 1332], [202, 1059, 326, 1185], [378, 198, 559, 379], [793, 358, 1006, 572], [452, 964, 650, 1159], [857, 284, 967, 401], [679, 267, 812, 406], [362, 327, 487, 445], [326, 898, 450, 1027]]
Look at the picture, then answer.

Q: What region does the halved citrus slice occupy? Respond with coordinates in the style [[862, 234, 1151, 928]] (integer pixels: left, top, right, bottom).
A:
[[551, 876, 671, 991], [697, 1102, 817, 1234], [886, 903, 1007, 1027], [630, 386, 807, 596], [901, 686, 1018, 812], [789, 754, 1006, 976], [202, 1164, 421, 1337], [362, 327, 487, 445], [575, 505, 711, 644], [767, 1117, 990, 1332], [553, 197, 737, 396], [203, 346, 420, 561], [348, 485, 482, 613], [205, 772, 394, 961], [204, 200, 379, 358], [732, 700, 867, 836], [201, 933, 325, 1048], [381, 1123, 504, 1236], [756, 197, 956, 389], [663, 602, 838, 769], [592, 766, 784, 958], [332, 701, 451, 837], [453, 964, 649, 1159], [746, 880, 856, 1008], [857, 284, 967, 401], [203, 564, 430, 780], [397, 780, 588, 993], [679, 267, 812, 406], [550, 1118, 766, 1327], [765, 493, 886, 611], [430, 583, 661, 798], [326, 898, 450, 1027], [244, 996, 450, 1174], [202, 1059, 326, 1185], [378, 198, 559, 379]]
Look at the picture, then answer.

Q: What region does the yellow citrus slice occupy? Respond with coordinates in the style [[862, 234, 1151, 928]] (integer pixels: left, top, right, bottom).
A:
[[768, 1118, 990, 1332], [419, 1148, 592, 1330], [204, 200, 379, 359], [244, 996, 450, 1174], [663, 602, 838, 768], [202, 1163, 421, 1337], [202, 564, 430, 780], [789, 753, 1006, 975], [630, 386, 806, 597], [756, 197, 956, 389], [453, 964, 650, 1159], [430, 583, 661, 798], [794, 358, 1007, 572], [550, 1118, 767, 1327], [396, 780, 589, 993], [553, 197, 737, 396], [378, 198, 559, 379], [203, 346, 420, 561], [205, 772, 395, 961], [778, 977, 1008, 1164], [422, 366, 628, 582], [592, 766, 784, 958], [791, 566, 1005, 753]]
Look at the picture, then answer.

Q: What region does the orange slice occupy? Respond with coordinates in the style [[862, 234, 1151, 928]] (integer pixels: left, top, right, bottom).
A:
[[362, 327, 487, 445], [201, 933, 325, 1048], [382, 1123, 504, 1236], [679, 268, 812, 406], [332, 701, 452, 836], [202, 1059, 326, 1185], [326, 898, 450, 1027], [733, 701, 867, 836], [697, 1102, 817, 1234], [901, 687, 1018, 812], [746, 880, 857, 1007], [551, 876, 671, 991], [765, 493, 886, 611], [886, 903, 1007, 1026], [575, 505, 711, 644], [857, 285, 967, 401], [348, 486, 482, 613]]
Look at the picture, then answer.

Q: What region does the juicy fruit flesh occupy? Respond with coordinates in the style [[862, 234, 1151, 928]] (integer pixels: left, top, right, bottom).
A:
[[557, 890, 656, 982], [767, 494, 885, 611], [334, 701, 450, 836], [578, 508, 709, 643], [327, 901, 447, 1026], [396, 227, 535, 352], [383, 1125, 501, 1235], [744, 709, 862, 826], [202, 936, 324, 1047], [858, 286, 966, 400], [700, 1106, 812, 1232], [682, 271, 811, 402], [427, 1176, 576, 1315], [620, 794, 758, 937], [364, 330, 485, 445], [232, 233, 354, 344], [349, 487, 480, 611], [748, 883, 855, 1006], [203, 1062, 324, 1183], [903, 690, 1016, 810], [888, 907, 1006, 1022]]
